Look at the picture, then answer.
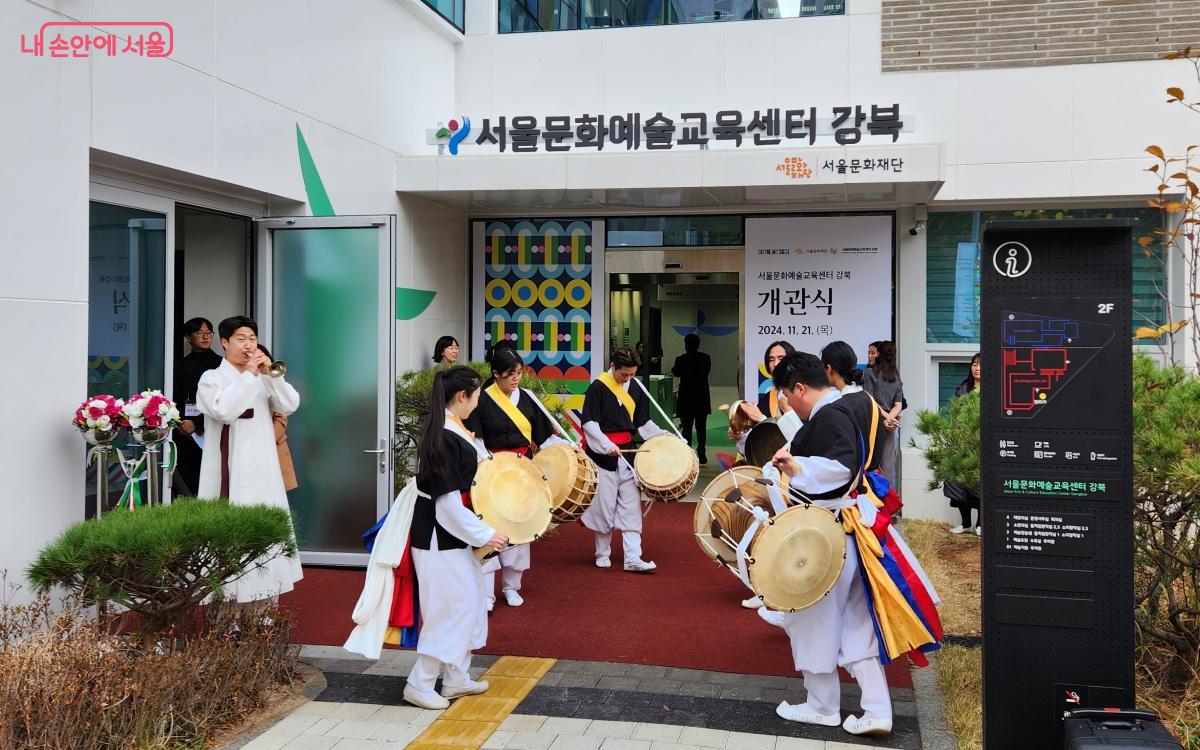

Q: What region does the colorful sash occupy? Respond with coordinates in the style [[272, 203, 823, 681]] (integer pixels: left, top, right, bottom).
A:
[[485, 383, 533, 444], [598, 372, 636, 420], [768, 388, 780, 418]]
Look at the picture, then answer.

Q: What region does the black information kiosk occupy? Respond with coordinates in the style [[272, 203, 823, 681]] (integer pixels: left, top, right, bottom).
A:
[[980, 219, 1135, 749]]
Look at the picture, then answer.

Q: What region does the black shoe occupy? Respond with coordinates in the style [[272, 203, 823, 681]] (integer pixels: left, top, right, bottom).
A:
[[698, 452, 708, 465]]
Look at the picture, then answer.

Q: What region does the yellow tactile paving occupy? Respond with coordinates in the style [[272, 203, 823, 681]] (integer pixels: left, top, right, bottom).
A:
[[409, 656, 555, 748]]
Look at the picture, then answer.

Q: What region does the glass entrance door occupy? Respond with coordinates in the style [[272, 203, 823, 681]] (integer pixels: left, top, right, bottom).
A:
[[257, 216, 394, 564]]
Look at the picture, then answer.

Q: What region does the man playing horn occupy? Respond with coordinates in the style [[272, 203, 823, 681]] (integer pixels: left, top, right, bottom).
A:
[[578, 347, 668, 573]]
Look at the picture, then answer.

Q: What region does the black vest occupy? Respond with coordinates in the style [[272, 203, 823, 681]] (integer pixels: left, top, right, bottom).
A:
[[412, 430, 479, 551], [581, 378, 650, 471], [788, 391, 884, 500], [468, 388, 555, 452]]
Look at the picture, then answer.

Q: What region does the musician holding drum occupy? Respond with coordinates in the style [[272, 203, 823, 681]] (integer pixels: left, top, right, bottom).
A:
[[578, 347, 670, 573], [403, 366, 507, 710], [468, 346, 569, 609], [764, 352, 941, 737]]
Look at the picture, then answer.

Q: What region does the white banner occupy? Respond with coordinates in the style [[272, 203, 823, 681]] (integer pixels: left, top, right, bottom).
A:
[[744, 215, 893, 402]]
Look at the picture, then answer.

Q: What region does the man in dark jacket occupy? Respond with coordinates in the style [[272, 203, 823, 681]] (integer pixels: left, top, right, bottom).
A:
[[671, 333, 712, 464]]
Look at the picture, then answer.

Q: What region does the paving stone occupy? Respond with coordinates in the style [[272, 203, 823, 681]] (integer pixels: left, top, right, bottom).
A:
[[501, 715, 549, 733], [623, 664, 670, 680], [316, 675, 408, 706], [267, 716, 321, 736], [557, 673, 603, 689], [564, 687, 612, 703], [303, 719, 340, 736], [241, 733, 293, 750], [290, 702, 346, 719], [649, 744, 702, 750], [547, 735, 605, 750], [368, 705, 423, 724], [584, 720, 637, 739], [634, 679, 684, 695], [665, 668, 709, 683], [630, 724, 683, 742], [743, 675, 789, 690], [719, 685, 764, 702], [674, 682, 724, 699], [542, 717, 593, 735], [328, 739, 388, 750], [890, 688, 914, 702], [506, 732, 557, 750], [596, 676, 645, 692], [760, 689, 791, 706], [705, 672, 747, 686], [582, 661, 630, 676], [599, 740, 652, 750], [894, 701, 918, 718], [300, 645, 355, 660], [362, 663, 409, 678], [483, 730, 516, 749], [279, 737, 339, 750], [407, 710, 444, 727], [607, 690, 696, 711], [475, 654, 502, 667], [575, 703, 625, 721], [615, 706, 709, 728], [539, 672, 565, 687], [773, 738, 825, 750], [305, 658, 372, 675], [678, 727, 731, 748], [324, 720, 386, 740], [724, 732, 777, 750], [327, 704, 384, 720], [369, 724, 423, 743]]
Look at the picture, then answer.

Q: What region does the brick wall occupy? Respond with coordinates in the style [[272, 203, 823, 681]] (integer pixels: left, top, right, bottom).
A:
[[882, 0, 1200, 72]]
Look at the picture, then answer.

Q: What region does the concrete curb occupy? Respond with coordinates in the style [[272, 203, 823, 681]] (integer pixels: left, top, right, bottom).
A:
[[912, 654, 958, 750]]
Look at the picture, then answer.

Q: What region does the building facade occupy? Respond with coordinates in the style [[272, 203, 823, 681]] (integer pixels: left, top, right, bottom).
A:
[[2, 0, 1195, 587]]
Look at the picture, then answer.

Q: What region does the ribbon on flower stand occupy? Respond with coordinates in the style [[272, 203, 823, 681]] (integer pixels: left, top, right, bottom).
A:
[[113, 441, 177, 510]]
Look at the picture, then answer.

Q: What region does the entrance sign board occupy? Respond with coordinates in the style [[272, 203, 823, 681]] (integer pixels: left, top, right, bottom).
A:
[[980, 220, 1136, 749], [743, 215, 892, 402]]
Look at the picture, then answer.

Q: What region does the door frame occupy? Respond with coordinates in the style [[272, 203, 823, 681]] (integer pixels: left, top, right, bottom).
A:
[[255, 215, 396, 566]]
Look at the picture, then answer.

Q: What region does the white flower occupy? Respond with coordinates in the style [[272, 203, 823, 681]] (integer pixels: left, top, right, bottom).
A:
[[86, 417, 97, 428], [124, 401, 144, 417], [158, 403, 170, 415], [166, 407, 180, 422], [89, 399, 107, 411], [96, 415, 111, 430], [129, 416, 144, 428]]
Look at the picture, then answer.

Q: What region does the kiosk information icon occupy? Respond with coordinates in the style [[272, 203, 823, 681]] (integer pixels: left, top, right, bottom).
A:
[[980, 220, 1135, 749]]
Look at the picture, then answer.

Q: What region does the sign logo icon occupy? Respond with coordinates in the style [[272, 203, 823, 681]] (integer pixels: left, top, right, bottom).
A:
[[775, 156, 813, 180], [1064, 690, 1081, 705], [435, 116, 471, 156], [993, 241, 1032, 278]]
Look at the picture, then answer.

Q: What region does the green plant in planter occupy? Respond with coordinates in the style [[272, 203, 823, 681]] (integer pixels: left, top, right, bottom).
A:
[[394, 361, 570, 490], [911, 390, 981, 495], [28, 499, 296, 634]]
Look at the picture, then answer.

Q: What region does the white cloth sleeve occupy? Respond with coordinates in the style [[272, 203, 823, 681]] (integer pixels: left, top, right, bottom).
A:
[[433, 491, 495, 547], [735, 432, 748, 457], [261, 375, 300, 416], [582, 421, 617, 454], [539, 434, 571, 449], [197, 371, 260, 424], [787, 456, 854, 496], [473, 438, 490, 459], [638, 421, 669, 440]]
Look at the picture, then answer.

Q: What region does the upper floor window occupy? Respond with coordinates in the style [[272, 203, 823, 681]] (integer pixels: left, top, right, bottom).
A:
[[500, 0, 843, 33], [425, 0, 465, 31]]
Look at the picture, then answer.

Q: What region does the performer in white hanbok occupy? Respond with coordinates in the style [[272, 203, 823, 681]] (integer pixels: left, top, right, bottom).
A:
[[403, 366, 508, 710], [765, 352, 942, 738], [197, 316, 302, 603], [578, 347, 668, 573], [468, 346, 567, 609]]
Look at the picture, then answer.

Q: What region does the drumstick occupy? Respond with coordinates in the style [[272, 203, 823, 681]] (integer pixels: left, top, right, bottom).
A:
[[619, 448, 651, 453], [629, 376, 687, 442], [528, 389, 582, 448], [754, 476, 814, 506]]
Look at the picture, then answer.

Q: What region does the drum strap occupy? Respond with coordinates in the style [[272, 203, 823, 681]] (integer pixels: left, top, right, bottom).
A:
[[485, 384, 533, 444], [598, 372, 636, 420], [734, 504, 772, 589]]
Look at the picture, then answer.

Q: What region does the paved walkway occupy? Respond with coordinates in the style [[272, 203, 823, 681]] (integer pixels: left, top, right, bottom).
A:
[[225, 646, 934, 750]]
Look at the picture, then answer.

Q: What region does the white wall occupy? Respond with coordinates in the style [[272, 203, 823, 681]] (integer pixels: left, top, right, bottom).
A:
[[454, 1, 1189, 200], [0, 0, 463, 598]]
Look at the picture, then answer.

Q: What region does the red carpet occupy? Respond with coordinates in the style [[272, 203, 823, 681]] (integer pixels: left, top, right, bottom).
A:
[[281, 502, 912, 689]]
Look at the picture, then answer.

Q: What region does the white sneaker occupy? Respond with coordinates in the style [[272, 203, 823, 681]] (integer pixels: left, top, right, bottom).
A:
[[741, 595, 764, 609], [595, 556, 611, 569], [504, 589, 524, 607], [485, 597, 495, 612], [756, 607, 786, 628], [404, 684, 450, 710], [949, 525, 967, 534], [623, 558, 657, 573], [441, 679, 490, 700], [975, 525, 982, 536], [776, 702, 841, 726], [843, 713, 893, 735]]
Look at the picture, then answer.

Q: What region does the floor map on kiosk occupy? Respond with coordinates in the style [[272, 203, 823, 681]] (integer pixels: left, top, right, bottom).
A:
[[997, 300, 1117, 429]]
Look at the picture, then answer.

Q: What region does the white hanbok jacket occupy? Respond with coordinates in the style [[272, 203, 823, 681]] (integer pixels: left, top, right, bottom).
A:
[[197, 358, 303, 602]]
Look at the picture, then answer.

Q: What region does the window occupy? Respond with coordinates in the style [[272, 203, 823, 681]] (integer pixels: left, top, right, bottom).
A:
[[424, 0, 464, 31], [937, 361, 972, 410], [925, 207, 1168, 343], [607, 215, 744, 247], [87, 201, 167, 516], [500, 0, 842, 32]]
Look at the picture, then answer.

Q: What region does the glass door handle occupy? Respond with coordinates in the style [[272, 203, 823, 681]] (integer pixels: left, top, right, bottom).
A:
[[365, 439, 387, 473]]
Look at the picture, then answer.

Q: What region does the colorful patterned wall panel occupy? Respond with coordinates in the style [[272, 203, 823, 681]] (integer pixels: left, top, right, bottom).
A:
[[481, 220, 594, 400]]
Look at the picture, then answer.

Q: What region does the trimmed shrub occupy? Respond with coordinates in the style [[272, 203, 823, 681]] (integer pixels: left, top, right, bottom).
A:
[[28, 499, 296, 634], [911, 390, 981, 496]]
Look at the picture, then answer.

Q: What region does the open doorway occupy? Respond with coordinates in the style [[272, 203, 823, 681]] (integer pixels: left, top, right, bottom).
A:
[[170, 205, 253, 496], [608, 270, 741, 468]]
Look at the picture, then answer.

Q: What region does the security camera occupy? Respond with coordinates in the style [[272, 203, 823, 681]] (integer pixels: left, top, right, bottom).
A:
[[909, 220, 927, 237]]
